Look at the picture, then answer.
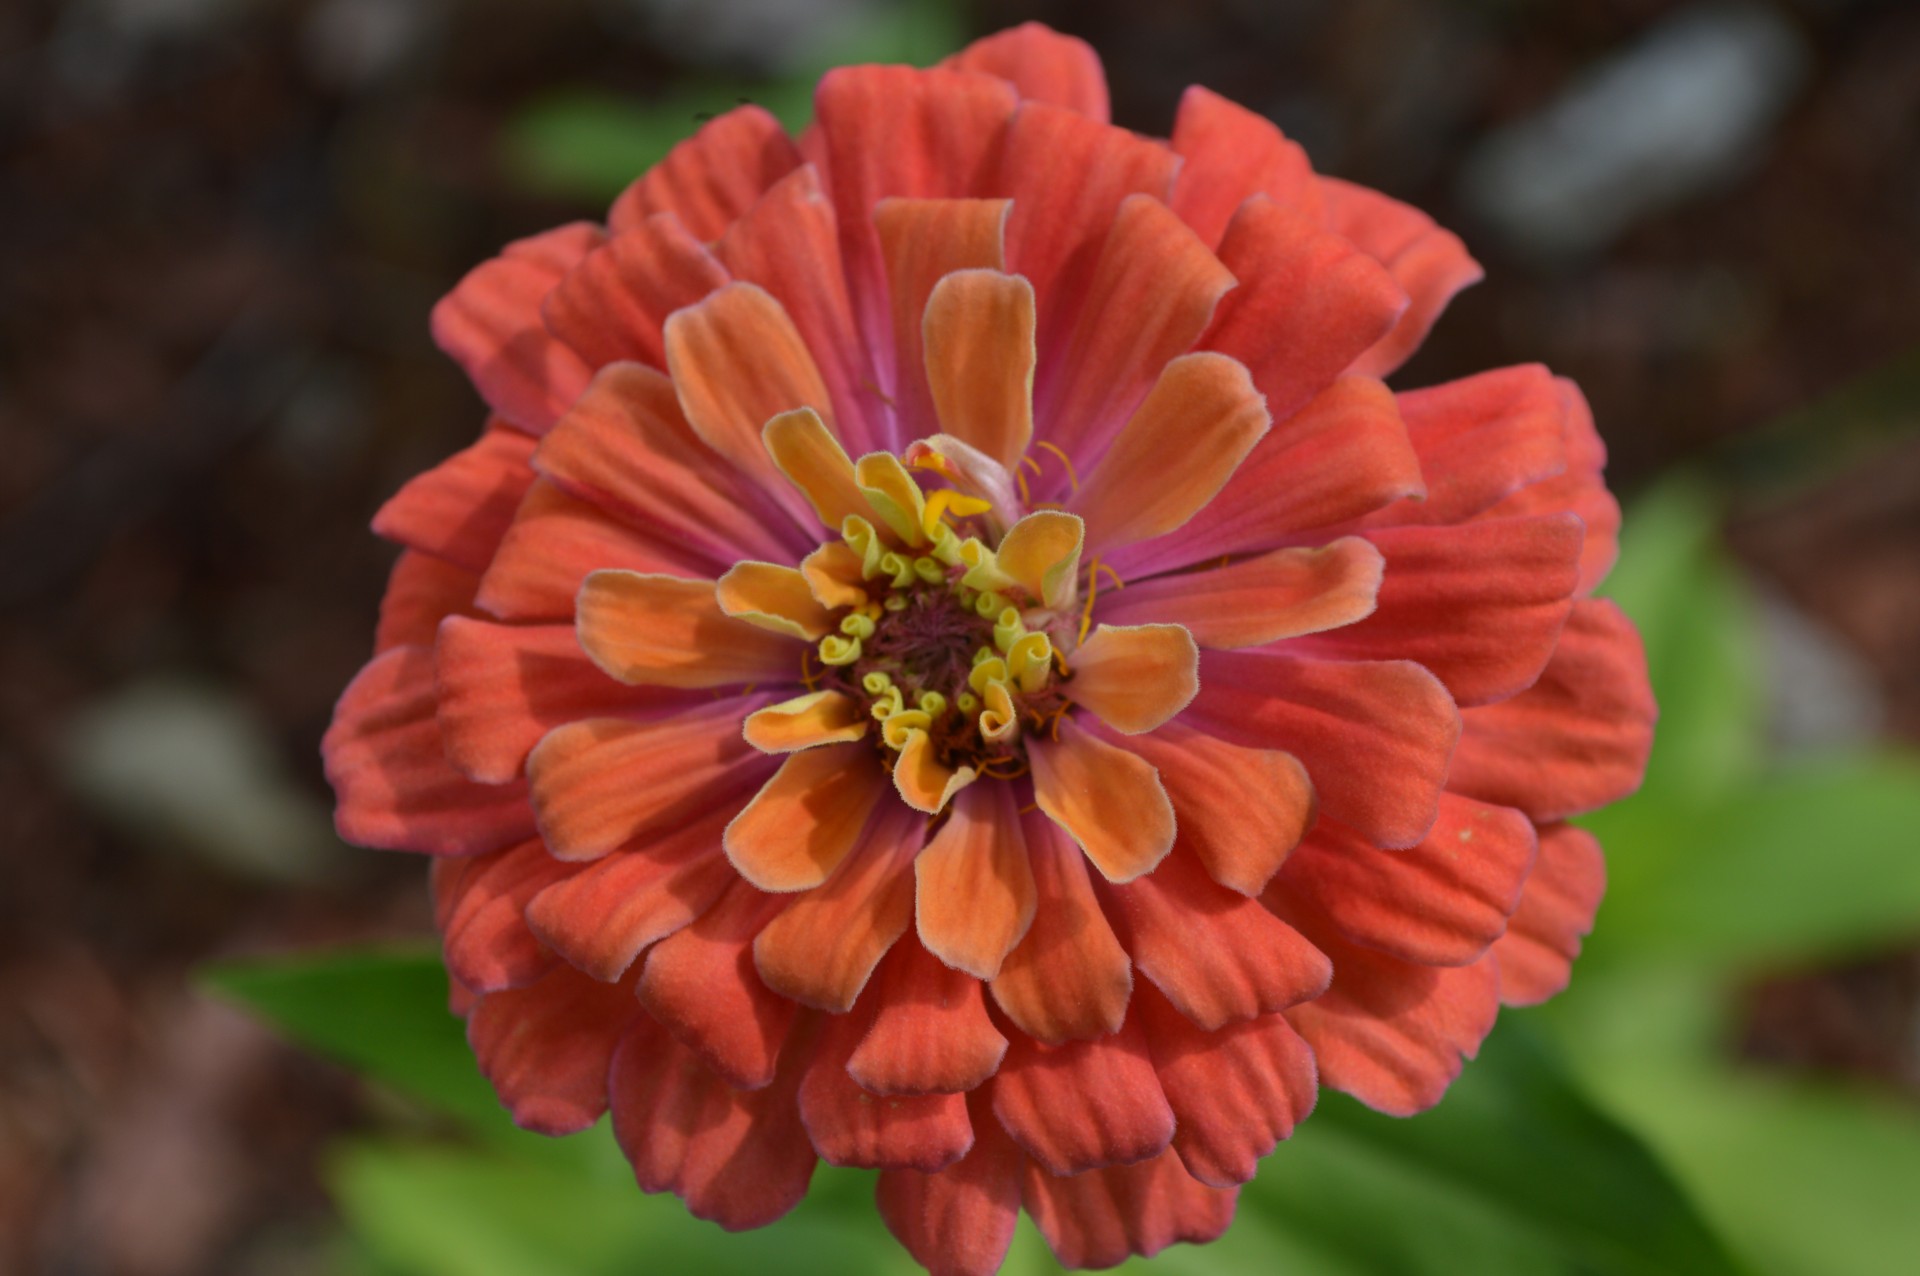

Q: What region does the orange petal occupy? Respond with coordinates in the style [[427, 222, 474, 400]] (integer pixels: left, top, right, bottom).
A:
[[914, 782, 1036, 980], [1065, 623, 1198, 734], [922, 269, 1035, 469], [663, 281, 836, 534], [753, 801, 924, 1012], [875, 197, 1010, 438], [526, 706, 771, 861], [716, 561, 838, 640], [725, 742, 887, 891], [762, 407, 867, 532], [798, 540, 868, 609], [1070, 352, 1269, 554], [742, 691, 869, 753], [543, 212, 728, 370], [993, 510, 1082, 609], [575, 570, 800, 689], [892, 727, 980, 814], [1036, 194, 1236, 470], [608, 104, 801, 241], [1098, 538, 1384, 648], [876, 1090, 1023, 1276], [1098, 719, 1314, 897], [989, 807, 1132, 1044], [1030, 719, 1176, 882], [637, 879, 795, 1089]]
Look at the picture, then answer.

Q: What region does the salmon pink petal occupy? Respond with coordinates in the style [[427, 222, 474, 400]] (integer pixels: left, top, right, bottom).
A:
[[371, 423, 538, 573], [1448, 599, 1656, 821], [718, 166, 887, 456], [1108, 375, 1422, 579], [1097, 537, 1384, 649], [431, 223, 602, 435], [608, 1013, 817, 1231], [1362, 364, 1570, 527], [1135, 983, 1318, 1188], [435, 617, 708, 784], [944, 22, 1109, 121], [1187, 650, 1460, 850], [915, 782, 1036, 981], [575, 570, 802, 690], [475, 481, 711, 622], [1070, 352, 1270, 554], [663, 282, 841, 538], [849, 940, 1008, 1095], [1102, 848, 1331, 1030], [809, 65, 1019, 400], [1478, 379, 1620, 594], [1169, 85, 1321, 249], [534, 361, 799, 569], [1030, 718, 1176, 883], [800, 1007, 974, 1172], [526, 704, 772, 862], [1095, 719, 1315, 897], [607, 104, 801, 241], [875, 197, 1010, 438], [431, 838, 570, 992], [725, 743, 889, 892], [1494, 823, 1607, 1006], [524, 803, 738, 982], [1035, 195, 1236, 474], [1202, 196, 1407, 423], [991, 1011, 1174, 1175], [877, 1090, 1023, 1276], [375, 551, 480, 654], [754, 801, 924, 1012], [989, 807, 1132, 1043], [639, 879, 796, 1090], [467, 963, 639, 1135], [1279, 795, 1538, 967], [1319, 176, 1483, 379], [323, 646, 534, 856], [988, 102, 1180, 352], [1021, 1148, 1238, 1270], [741, 690, 870, 753], [922, 270, 1036, 471], [1279, 917, 1502, 1117], [1298, 514, 1584, 707], [543, 213, 729, 371], [1064, 624, 1199, 735]]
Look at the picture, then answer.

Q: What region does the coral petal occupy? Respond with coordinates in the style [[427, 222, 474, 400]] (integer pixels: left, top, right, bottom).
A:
[[1169, 85, 1320, 249], [575, 570, 801, 689], [608, 1013, 817, 1231], [1320, 176, 1483, 379], [725, 743, 888, 891], [991, 1011, 1174, 1176], [1187, 651, 1460, 849], [1099, 537, 1383, 649], [1065, 623, 1199, 735], [989, 808, 1132, 1043], [324, 646, 533, 856], [372, 423, 538, 573], [1448, 599, 1656, 821], [1030, 719, 1176, 882], [1102, 849, 1331, 1029], [945, 22, 1109, 121], [915, 783, 1036, 981], [876, 197, 1010, 438], [468, 963, 638, 1135], [1365, 364, 1569, 528], [526, 705, 771, 861], [431, 838, 570, 992], [1493, 823, 1607, 1006], [1022, 1148, 1238, 1269], [1071, 352, 1269, 554], [922, 269, 1036, 470], [849, 940, 1008, 1095], [1280, 795, 1539, 967], [608, 104, 801, 241], [800, 1007, 973, 1172], [877, 1089, 1023, 1276], [543, 213, 729, 370], [1136, 983, 1317, 1188], [376, 550, 480, 654], [476, 481, 711, 622], [754, 801, 924, 1012], [639, 879, 796, 1090]]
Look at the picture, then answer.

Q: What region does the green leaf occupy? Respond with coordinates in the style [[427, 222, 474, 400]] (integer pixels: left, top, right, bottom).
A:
[[201, 945, 513, 1137]]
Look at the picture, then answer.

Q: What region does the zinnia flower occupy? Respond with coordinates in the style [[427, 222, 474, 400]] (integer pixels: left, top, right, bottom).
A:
[[324, 23, 1655, 1273]]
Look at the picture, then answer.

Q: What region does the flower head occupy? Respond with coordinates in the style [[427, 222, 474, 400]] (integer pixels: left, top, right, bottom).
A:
[[325, 23, 1654, 1273]]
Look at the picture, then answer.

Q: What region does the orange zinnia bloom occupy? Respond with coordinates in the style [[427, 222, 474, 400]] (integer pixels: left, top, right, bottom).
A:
[[325, 23, 1654, 1273]]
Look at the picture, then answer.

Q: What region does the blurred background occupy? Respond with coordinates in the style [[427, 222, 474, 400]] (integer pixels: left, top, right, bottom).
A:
[[2, 1, 1917, 1274]]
